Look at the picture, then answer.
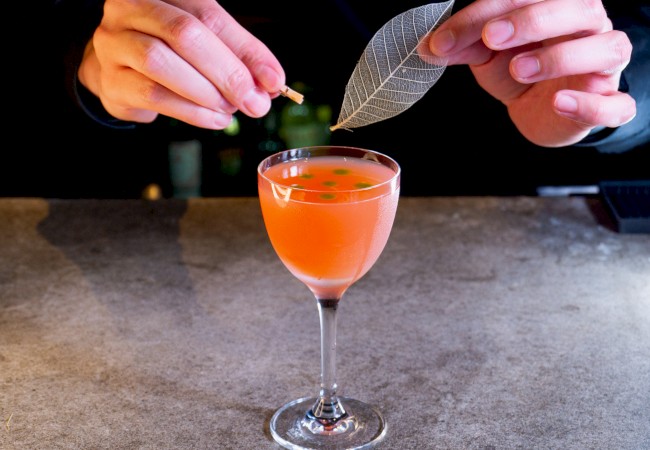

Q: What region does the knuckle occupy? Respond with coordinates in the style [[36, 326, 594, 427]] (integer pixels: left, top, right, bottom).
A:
[[138, 42, 170, 75], [137, 78, 167, 107], [599, 31, 633, 74], [610, 30, 633, 66], [166, 13, 205, 50], [519, 6, 549, 37], [224, 67, 251, 97], [548, 50, 571, 77], [193, 5, 230, 35], [580, 0, 609, 29]]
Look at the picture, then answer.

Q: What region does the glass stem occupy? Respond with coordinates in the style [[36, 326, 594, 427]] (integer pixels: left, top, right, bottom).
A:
[[308, 298, 348, 427]]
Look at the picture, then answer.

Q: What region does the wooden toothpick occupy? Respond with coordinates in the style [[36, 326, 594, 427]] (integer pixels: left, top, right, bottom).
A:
[[279, 85, 304, 104]]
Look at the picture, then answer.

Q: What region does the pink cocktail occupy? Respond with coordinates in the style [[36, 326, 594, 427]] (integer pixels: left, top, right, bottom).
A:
[[258, 146, 401, 449]]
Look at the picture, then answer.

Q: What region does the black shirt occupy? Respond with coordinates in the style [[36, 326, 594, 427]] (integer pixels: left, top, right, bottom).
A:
[[4, 0, 649, 197]]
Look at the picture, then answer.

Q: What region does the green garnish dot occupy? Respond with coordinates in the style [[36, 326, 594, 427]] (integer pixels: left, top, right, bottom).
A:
[[354, 182, 373, 189], [322, 181, 337, 187], [333, 169, 350, 175], [320, 193, 336, 200], [300, 174, 314, 179], [291, 184, 305, 189]]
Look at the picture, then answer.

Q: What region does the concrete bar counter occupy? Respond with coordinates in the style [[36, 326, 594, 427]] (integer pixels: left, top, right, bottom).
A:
[[1, 197, 649, 449]]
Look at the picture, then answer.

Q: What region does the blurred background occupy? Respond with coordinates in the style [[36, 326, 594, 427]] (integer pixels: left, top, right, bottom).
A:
[[4, 0, 648, 199]]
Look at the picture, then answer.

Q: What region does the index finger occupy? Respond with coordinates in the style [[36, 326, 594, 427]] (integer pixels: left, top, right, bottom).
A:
[[429, 0, 544, 56], [164, 0, 285, 94], [121, 0, 276, 117]]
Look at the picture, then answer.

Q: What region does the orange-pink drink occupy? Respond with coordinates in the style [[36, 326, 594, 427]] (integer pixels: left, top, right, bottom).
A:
[[258, 154, 400, 299]]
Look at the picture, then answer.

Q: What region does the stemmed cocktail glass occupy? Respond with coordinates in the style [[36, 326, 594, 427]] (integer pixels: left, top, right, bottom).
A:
[[257, 146, 401, 449]]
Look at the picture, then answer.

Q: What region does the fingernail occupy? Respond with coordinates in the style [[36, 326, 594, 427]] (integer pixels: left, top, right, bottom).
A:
[[243, 87, 271, 117], [622, 112, 636, 125], [484, 19, 514, 46], [214, 112, 233, 129], [555, 93, 578, 115], [256, 65, 284, 92], [430, 28, 456, 54], [217, 99, 237, 115], [512, 55, 540, 80]]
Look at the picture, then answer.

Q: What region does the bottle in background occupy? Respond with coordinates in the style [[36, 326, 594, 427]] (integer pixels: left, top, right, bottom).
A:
[[167, 118, 203, 198]]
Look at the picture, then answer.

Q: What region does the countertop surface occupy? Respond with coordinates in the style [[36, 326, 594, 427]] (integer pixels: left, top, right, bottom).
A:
[[1, 196, 649, 450]]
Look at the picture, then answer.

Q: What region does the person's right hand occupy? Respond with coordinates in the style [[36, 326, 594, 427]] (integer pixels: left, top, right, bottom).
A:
[[77, 0, 286, 129]]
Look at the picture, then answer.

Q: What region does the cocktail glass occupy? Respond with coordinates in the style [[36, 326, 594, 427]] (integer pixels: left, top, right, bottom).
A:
[[257, 145, 401, 449]]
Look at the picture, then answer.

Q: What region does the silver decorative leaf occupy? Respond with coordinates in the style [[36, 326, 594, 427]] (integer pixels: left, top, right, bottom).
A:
[[330, 0, 455, 131]]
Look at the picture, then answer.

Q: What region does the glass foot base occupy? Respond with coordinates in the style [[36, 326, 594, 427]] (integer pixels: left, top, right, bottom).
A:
[[270, 396, 386, 450]]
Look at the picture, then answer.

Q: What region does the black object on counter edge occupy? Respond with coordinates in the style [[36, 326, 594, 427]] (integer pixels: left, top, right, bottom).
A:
[[599, 180, 650, 234]]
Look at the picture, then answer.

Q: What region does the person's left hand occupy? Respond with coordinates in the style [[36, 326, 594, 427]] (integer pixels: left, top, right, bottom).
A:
[[78, 0, 286, 129], [429, 0, 636, 147]]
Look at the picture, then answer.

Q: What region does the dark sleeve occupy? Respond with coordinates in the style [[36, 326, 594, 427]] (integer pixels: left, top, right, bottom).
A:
[[575, 3, 650, 153], [55, 0, 136, 130]]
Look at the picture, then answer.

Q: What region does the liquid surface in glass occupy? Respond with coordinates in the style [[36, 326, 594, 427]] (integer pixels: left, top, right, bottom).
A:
[[259, 155, 400, 299]]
